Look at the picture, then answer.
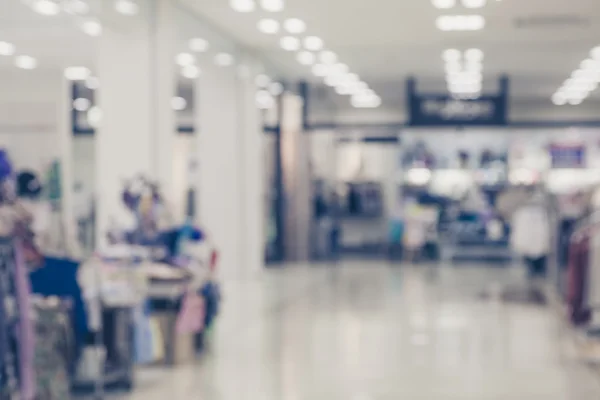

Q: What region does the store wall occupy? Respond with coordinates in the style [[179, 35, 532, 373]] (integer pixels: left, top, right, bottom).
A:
[[309, 97, 600, 126]]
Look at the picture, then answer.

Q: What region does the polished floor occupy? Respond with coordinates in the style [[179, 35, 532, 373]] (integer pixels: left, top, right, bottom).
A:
[[117, 262, 600, 399]]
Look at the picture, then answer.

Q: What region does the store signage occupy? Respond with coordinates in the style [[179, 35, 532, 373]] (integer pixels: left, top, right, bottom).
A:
[[406, 77, 509, 126], [550, 143, 585, 168]]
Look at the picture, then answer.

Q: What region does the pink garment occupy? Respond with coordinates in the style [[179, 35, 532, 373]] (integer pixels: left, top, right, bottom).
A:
[[14, 239, 36, 399], [175, 293, 204, 334]]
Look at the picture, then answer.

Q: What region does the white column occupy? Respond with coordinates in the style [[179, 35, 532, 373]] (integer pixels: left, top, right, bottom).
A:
[[195, 60, 243, 280], [95, 0, 176, 249], [238, 57, 264, 274]]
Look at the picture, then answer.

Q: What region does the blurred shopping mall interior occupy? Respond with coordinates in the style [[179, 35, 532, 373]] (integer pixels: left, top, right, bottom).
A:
[[2, 0, 600, 398]]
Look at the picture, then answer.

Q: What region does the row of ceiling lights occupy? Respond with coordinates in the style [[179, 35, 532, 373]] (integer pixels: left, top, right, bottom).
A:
[[231, 0, 381, 108], [552, 47, 600, 106], [0, 41, 38, 70], [443, 49, 484, 98], [432, 0, 488, 32], [431, 0, 489, 99]]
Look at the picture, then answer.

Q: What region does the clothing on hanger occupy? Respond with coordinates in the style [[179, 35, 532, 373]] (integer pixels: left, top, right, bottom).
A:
[[568, 235, 591, 325]]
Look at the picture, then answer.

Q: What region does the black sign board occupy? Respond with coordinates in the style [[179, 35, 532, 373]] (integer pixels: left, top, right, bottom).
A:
[[407, 77, 509, 127]]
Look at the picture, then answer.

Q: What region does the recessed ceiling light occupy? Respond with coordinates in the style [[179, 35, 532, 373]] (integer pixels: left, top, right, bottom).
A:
[[260, 0, 284, 12], [171, 96, 187, 111], [312, 64, 328, 77], [85, 76, 100, 89], [88, 106, 102, 127], [215, 52, 234, 66], [432, 0, 456, 9], [319, 50, 337, 64], [351, 93, 381, 108], [280, 36, 300, 51], [255, 74, 271, 87], [464, 61, 483, 73], [189, 38, 209, 52], [115, 0, 139, 15], [81, 20, 102, 36], [324, 75, 341, 87], [269, 81, 284, 95], [0, 41, 15, 56], [591, 47, 600, 60], [181, 65, 200, 78], [73, 97, 91, 111], [176, 52, 195, 66], [32, 0, 60, 16], [284, 18, 306, 34], [257, 18, 280, 34], [568, 97, 583, 105], [230, 0, 255, 12], [442, 49, 461, 62], [330, 63, 349, 75], [465, 48, 484, 62], [15, 55, 37, 70], [436, 15, 485, 31], [296, 51, 316, 65], [304, 36, 324, 51], [461, 0, 486, 8], [64, 66, 91, 80]]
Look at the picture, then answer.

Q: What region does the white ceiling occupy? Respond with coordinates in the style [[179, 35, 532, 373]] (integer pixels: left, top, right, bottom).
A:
[[181, 0, 600, 101], [2, 0, 600, 113]]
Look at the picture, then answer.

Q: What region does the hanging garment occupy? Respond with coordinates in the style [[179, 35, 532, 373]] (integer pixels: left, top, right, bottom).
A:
[[510, 204, 551, 258], [176, 292, 204, 334], [567, 237, 591, 325], [13, 239, 36, 400], [133, 301, 156, 365], [0, 240, 20, 400], [32, 302, 71, 400]]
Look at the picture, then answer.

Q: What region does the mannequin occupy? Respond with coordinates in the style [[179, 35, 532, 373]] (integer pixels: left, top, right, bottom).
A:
[[510, 186, 551, 277]]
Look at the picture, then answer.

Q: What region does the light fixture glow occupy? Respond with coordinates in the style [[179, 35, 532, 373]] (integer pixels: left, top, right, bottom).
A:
[[260, 0, 284, 12], [465, 48, 484, 62], [443, 49, 461, 62], [85, 76, 100, 89], [87, 106, 102, 128], [552, 93, 566, 106], [351, 93, 381, 108], [432, 0, 456, 9], [591, 46, 600, 60], [230, 0, 255, 12], [319, 50, 337, 64], [269, 81, 284, 95], [64, 66, 91, 80], [176, 52, 195, 66], [304, 36, 324, 51], [73, 98, 91, 112], [461, 0, 487, 8], [181, 65, 200, 78], [0, 41, 15, 56], [215, 52, 234, 66], [15, 55, 37, 70], [324, 75, 341, 87], [32, 0, 60, 16], [330, 63, 349, 75], [258, 18, 280, 34], [280, 36, 300, 51], [115, 0, 139, 15], [171, 96, 187, 111], [81, 20, 102, 36], [296, 51, 316, 65], [284, 18, 306, 34], [436, 15, 485, 31], [189, 38, 209, 52]]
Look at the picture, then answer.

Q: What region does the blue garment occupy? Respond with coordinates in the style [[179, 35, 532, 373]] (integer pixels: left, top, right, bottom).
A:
[[29, 258, 88, 345]]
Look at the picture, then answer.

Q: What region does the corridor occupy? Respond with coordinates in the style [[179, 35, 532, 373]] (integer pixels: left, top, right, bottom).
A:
[[117, 263, 600, 399]]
